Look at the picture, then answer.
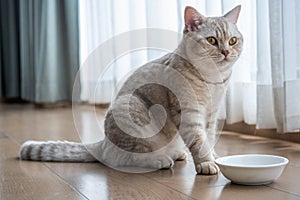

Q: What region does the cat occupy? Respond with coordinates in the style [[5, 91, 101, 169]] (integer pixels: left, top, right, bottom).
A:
[[20, 5, 243, 175]]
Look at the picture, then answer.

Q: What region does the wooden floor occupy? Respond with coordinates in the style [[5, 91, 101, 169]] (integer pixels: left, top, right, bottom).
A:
[[1, 102, 300, 200]]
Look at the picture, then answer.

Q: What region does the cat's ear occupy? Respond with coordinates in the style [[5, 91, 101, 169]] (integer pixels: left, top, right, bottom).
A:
[[184, 6, 204, 33], [224, 5, 241, 24]]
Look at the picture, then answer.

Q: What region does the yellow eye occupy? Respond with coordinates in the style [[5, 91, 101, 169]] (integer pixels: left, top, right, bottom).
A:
[[206, 37, 217, 45], [229, 37, 237, 45]]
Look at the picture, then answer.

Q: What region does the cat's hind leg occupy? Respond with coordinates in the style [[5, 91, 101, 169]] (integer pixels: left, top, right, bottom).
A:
[[129, 136, 186, 170], [175, 150, 187, 161], [95, 137, 175, 170], [140, 136, 187, 169], [165, 136, 187, 161], [139, 154, 175, 169]]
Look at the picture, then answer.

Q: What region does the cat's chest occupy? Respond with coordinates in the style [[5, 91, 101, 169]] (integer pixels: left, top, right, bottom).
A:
[[192, 80, 226, 102]]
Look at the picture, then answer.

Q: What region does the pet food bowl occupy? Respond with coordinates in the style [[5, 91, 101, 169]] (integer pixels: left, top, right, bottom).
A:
[[215, 154, 289, 185]]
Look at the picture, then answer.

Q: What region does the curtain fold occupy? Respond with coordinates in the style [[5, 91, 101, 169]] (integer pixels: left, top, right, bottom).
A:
[[0, 0, 79, 103], [256, 0, 300, 133], [79, 0, 180, 104], [0, 0, 21, 98]]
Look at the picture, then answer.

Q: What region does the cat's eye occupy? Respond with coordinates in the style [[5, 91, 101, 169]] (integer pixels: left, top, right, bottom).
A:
[[229, 37, 237, 45], [206, 37, 217, 45]]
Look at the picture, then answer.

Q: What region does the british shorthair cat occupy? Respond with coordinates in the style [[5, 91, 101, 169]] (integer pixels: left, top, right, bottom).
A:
[[20, 5, 243, 175]]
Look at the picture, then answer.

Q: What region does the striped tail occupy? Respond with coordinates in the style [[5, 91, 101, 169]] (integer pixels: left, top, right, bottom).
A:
[[19, 140, 97, 162]]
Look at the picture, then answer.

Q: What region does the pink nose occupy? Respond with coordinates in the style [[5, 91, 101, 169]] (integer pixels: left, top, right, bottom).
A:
[[221, 50, 229, 57]]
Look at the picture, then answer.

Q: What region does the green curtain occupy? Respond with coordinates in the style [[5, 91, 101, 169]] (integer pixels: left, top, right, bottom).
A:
[[0, 0, 79, 103]]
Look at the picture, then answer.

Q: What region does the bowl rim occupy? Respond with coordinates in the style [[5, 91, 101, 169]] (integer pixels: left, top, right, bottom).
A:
[[215, 154, 289, 168]]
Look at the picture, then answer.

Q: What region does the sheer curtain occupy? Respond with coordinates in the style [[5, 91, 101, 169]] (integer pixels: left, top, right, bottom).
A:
[[257, 0, 300, 133], [79, 0, 300, 133], [79, 0, 182, 103]]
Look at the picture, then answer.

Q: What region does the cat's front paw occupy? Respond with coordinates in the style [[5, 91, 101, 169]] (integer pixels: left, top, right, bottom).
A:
[[196, 161, 220, 175]]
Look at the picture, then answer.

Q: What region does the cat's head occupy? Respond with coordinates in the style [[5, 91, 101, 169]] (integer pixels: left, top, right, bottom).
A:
[[181, 5, 243, 75]]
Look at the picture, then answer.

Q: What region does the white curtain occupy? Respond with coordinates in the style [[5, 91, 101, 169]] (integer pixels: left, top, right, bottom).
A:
[[79, 0, 300, 133], [79, 0, 182, 103], [256, 0, 300, 133]]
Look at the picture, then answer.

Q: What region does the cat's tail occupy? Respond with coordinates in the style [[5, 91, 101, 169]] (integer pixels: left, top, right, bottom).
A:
[[19, 140, 99, 162]]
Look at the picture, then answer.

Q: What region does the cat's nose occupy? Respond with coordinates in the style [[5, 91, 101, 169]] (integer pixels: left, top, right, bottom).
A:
[[221, 50, 229, 57]]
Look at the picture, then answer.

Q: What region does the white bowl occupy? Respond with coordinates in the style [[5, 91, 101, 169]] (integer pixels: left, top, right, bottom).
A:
[[215, 154, 289, 185]]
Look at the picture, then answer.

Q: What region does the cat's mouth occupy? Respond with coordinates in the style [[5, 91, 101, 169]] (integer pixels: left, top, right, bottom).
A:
[[221, 56, 235, 63], [218, 57, 230, 63], [211, 54, 236, 64]]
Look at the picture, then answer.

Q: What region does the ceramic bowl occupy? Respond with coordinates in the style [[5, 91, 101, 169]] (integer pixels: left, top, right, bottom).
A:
[[215, 154, 289, 185]]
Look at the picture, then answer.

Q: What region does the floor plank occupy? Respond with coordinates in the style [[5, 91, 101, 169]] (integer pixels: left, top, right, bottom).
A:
[[268, 165, 300, 196], [45, 162, 193, 200], [0, 107, 81, 144], [1, 103, 300, 200], [0, 138, 86, 200], [216, 184, 300, 200], [144, 158, 300, 200]]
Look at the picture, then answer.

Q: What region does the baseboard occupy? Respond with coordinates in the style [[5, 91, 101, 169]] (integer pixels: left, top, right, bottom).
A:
[[224, 122, 300, 144]]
